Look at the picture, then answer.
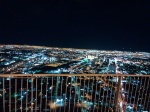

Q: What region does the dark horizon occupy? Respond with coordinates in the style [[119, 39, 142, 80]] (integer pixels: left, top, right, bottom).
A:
[[1, 44, 150, 53], [0, 0, 150, 52]]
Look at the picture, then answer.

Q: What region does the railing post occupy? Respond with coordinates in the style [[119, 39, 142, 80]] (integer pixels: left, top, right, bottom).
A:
[[15, 79, 17, 112], [31, 74, 34, 112], [115, 76, 122, 111], [3, 78, 5, 112], [9, 78, 11, 112]]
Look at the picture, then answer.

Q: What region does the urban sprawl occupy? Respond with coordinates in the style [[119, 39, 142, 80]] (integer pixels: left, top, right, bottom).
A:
[[0, 45, 149, 112]]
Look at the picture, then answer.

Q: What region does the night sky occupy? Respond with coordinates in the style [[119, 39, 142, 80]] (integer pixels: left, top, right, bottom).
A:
[[0, 0, 150, 52]]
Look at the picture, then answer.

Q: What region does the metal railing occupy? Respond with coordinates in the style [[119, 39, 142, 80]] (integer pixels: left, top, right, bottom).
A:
[[0, 74, 150, 112]]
